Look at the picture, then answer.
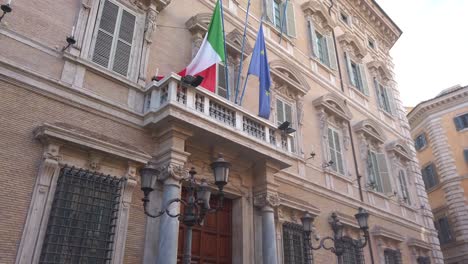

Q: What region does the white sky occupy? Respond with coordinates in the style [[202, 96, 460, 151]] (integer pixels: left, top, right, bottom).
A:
[[376, 0, 468, 106]]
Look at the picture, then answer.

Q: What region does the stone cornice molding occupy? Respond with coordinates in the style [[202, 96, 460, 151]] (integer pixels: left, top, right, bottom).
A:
[[270, 60, 310, 97], [367, 60, 392, 82], [254, 192, 280, 208], [152, 0, 171, 12], [34, 123, 151, 164], [407, 86, 468, 128], [353, 119, 386, 145], [407, 238, 432, 251], [337, 32, 367, 59], [371, 225, 405, 243], [278, 193, 321, 216], [185, 13, 253, 59], [332, 211, 360, 229], [301, 1, 336, 31], [385, 140, 411, 162], [313, 93, 353, 121]]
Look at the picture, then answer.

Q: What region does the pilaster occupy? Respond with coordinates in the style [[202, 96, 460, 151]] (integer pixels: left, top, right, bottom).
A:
[[254, 191, 280, 264]]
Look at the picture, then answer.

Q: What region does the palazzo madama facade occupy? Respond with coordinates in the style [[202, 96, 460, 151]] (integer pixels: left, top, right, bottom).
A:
[[0, 0, 443, 263]]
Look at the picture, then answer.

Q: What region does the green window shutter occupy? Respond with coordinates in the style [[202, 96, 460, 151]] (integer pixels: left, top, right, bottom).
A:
[[328, 128, 336, 170], [285, 1, 296, 37], [398, 170, 411, 205], [284, 103, 292, 124], [376, 153, 392, 194], [333, 130, 344, 174], [386, 87, 397, 116], [307, 20, 319, 57], [92, 0, 119, 68], [112, 10, 136, 76], [264, 0, 274, 24], [276, 99, 284, 125], [345, 52, 356, 86], [326, 34, 337, 70], [358, 64, 369, 95], [217, 64, 228, 98], [374, 78, 383, 108]]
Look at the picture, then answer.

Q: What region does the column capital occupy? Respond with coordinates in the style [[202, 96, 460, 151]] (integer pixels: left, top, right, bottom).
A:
[[157, 162, 187, 185], [254, 192, 280, 209]]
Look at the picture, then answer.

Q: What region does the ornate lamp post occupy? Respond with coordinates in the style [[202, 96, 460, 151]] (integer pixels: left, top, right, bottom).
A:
[[301, 207, 370, 259], [139, 154, 230, 264]]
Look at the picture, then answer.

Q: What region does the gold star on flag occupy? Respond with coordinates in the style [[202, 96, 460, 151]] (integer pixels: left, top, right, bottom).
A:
[[261, 50, 265, 55]]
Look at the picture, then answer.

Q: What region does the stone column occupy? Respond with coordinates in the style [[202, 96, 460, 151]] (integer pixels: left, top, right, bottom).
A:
[[254, 192, 280, 264]]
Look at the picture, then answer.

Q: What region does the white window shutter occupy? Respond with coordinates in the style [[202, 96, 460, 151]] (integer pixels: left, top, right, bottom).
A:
[[92, 0, 119, 68], [276, 99, 284, 125], [386, 87, 397, 116], [326, 35, 337, 70], [284, 103, 293, 124], [333, 130, 344, 174], [264, 0, 274, 23], [307, 19, 319, 57], [344, 52, 355, 86], [358, 64, 369, 95], [285, 1, 296, 37], [376, 153, 392, 194], [112, 10, 136, 76]]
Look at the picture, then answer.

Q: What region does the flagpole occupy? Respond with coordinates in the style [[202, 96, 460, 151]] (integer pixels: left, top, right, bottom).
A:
[[240, 20, 263, 106], [234, 0, 251, 104], [219, 0, 230, 100], [278, 0, 289, 45]]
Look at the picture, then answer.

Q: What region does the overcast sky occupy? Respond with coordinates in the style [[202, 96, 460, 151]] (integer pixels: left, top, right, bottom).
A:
[[376, 0, 468, 107]]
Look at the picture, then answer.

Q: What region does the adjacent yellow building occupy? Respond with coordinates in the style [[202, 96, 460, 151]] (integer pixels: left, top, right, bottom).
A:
[[408, 85, 468, 263]]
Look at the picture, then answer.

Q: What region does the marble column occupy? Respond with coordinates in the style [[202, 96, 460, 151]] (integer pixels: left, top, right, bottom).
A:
[[255, 192, 280, 264]]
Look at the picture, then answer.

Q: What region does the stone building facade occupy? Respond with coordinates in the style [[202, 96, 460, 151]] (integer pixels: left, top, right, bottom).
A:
[[0, 0, 442, 263], [407, 85, 468, 263]]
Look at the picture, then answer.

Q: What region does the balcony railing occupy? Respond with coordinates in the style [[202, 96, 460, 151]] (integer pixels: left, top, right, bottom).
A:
[[144, 74, 296, 154]]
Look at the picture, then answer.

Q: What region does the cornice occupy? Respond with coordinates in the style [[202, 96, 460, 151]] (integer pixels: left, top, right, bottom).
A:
[[371, 225, 405, 243], [313, 92, 353, 121], [407, 237, 432, 251]]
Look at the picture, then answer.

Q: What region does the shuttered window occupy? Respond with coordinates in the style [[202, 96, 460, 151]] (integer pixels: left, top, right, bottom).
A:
[[345, 53, 369, 95], [91, 0, 137, 77], [421, 163, 438, 190], [434, 216, 453, 244], [374, 79, 396, 116], [454, 113, 468, 131], [367, 151, 391, 193], [398, 170, 411, 205], [384, 249, 402, 264], [276, 99, 293, 126], [328, 127, 345, 175], [414, 133, 427, 151], [264, 0, 296, 37], [282, 222, 311, 264], [307, 20, 337, 69]]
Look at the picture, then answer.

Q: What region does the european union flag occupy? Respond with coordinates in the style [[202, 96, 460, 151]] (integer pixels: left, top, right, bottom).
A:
[[247, 23, 271, 119]]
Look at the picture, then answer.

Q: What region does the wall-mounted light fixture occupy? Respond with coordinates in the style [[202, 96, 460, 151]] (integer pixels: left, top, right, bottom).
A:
[[0, 3, 12, 23]]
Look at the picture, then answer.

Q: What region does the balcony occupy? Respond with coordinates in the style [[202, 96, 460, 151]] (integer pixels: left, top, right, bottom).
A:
[[143, 74, 296, 167]]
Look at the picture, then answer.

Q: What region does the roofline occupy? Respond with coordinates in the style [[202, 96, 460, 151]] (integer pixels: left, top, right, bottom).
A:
[[371, 0, 403, 36], [407, 85, 468, 118]]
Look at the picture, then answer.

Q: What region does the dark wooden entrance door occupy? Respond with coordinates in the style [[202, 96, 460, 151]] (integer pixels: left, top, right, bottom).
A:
[[177, 194, 232, 264]]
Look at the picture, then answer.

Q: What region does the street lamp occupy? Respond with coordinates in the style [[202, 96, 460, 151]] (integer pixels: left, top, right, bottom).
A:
[[301, 207, 370, 259], [139, 154, 230, 264]]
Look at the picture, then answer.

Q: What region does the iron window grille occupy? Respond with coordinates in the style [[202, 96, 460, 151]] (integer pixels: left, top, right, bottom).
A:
[[39, 166, 124, 264], [417, 256, 431, 264], [338, 237, 364, 264], [282, 222, 311, 264], [384, 249, 402, 264]]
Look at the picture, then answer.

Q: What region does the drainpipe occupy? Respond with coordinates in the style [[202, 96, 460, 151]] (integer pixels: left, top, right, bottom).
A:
[[328, 1, 375, 263]]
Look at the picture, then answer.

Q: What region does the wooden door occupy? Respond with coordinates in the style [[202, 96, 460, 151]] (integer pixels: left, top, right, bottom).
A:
[[177, 193, 232, 264]]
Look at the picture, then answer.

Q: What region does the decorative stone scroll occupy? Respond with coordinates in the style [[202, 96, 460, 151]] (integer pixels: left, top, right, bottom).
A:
[[254, 192, 280, 208], [337, 32, 368, 59], [301, 0, 336, 32]]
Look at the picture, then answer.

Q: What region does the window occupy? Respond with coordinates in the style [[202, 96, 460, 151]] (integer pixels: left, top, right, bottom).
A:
[[338, 237, 364, 264], [417, 256, 431, 264], [282, 222, 310, 264], [328, 127, 345, 175], [374, 79, 395, 115], [307, 20, 337, 69], [40, 166, 124, 264], [397, 170, 411, 205], [414, 133, 427, 151], [434, 216, 453, 244], [217, 63, 228, 98], [90, 0, 140, 78], [367, 150, 392, 193], [454, 113, 468, 131], [265, 0, 296, 37], [345, 53, 368, 95], [384, 249, 402, 264], [315, 32, 330, 66], [421, 163, 438, 190], [276, 98, 296, 153]]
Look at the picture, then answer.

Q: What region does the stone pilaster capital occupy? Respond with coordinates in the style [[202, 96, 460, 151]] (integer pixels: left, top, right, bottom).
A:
[[254, 192, 280, 209], [158, 162, 187, 185]]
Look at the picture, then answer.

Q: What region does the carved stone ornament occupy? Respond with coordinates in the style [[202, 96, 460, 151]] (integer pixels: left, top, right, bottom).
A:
[[254, 192, 280, 208], [153, 0, 172, 12], [88, 151, 103, 171], [337, 32, 367, 59], [301, 0, 336, 31], [144, 7, 158, 43], [158, 162, 187, 182]]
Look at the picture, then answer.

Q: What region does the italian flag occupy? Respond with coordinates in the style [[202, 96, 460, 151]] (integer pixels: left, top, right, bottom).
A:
[[179, 0, 225, 92]]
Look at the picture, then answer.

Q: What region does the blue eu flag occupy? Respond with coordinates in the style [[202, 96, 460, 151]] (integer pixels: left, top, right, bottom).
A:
[[247, 23, 271, 119]]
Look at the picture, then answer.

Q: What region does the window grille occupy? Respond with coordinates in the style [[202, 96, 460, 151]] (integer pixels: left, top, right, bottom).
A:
[[338, 237, 364, 264], [243, 116, 266, 140], [39, 166, 124, 264], [209, 100, 235, 127], [384, 249, 402, 264], [282, 222, 311, 264], [417, 256, 431, 264]]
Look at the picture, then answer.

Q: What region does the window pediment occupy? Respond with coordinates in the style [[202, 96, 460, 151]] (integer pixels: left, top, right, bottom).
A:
[[337, 32, 367, 59], [301, 1, 336, 31], [270, 60, 310, 98], [386, 140, 411, 162], [407, 238, 432, 251], [371, 225, 405, 243], [186, 13, 252, 59], [354, 119, 385, 144], [367, 60, 392, 82], [313, 93, 352, 121]]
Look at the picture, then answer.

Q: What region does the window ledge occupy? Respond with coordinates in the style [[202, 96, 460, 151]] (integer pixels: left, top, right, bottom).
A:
[[426, 184, 442, 194], [415, 144, 428, 153], [380, 109, 395, 120], [310, 55, 336, 75], [63, 52, 145, 92], [325, 169, 353, 183], [349, 85, 369, 99], [366, 188, 390, 200], [264, 21, 295, 44]]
